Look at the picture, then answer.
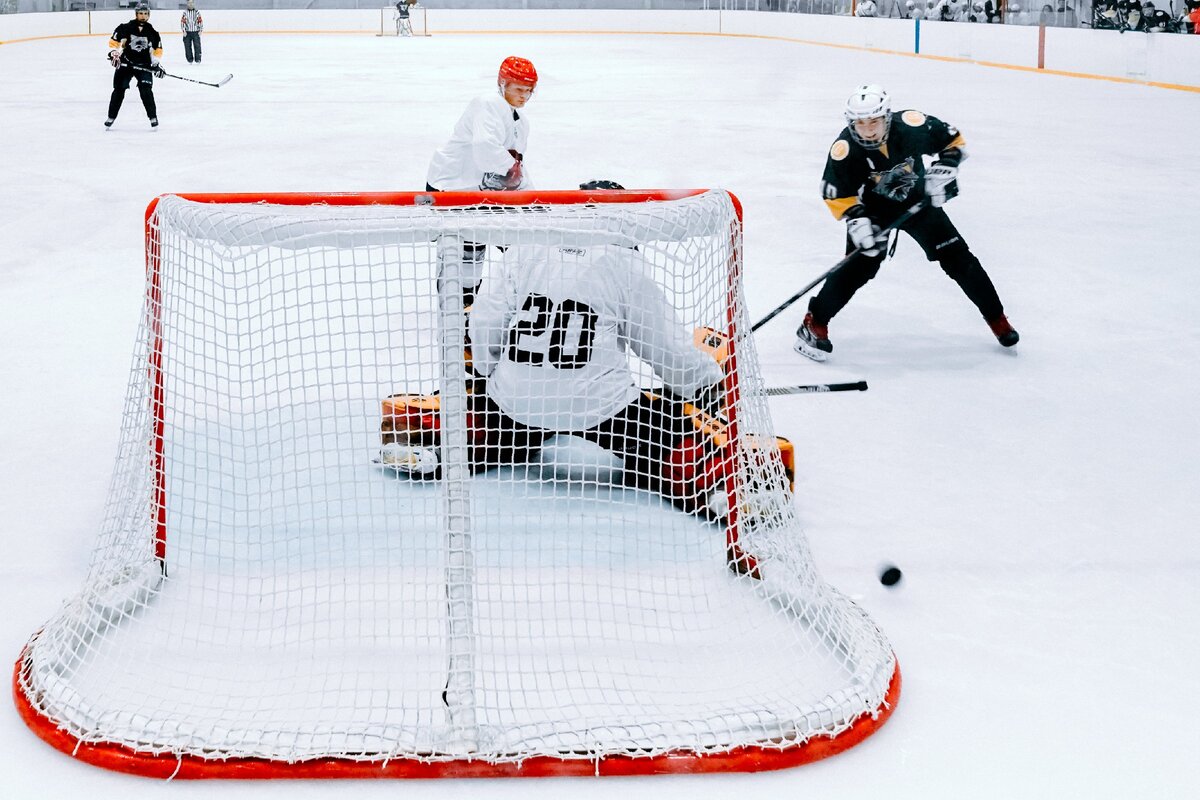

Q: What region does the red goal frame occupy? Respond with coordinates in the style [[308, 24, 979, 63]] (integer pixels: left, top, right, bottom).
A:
[[14, 189, 901, 779]]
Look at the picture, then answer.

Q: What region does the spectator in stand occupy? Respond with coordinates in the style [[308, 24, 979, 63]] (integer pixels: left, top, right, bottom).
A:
[[1140, 2, 1172, 30], [1040, 1, 1077, 26], [983, 0, 1003, 22], [934, 0, 964, 20], [1094, 0, 1121, 28], [1007, 1, 1030, 23], [181, 0, 203, 64], [903, 0, 921, 19], [1182, 0, 1199, 32], [856, 0, 879, 16], [1113, 0, 1142, 29]]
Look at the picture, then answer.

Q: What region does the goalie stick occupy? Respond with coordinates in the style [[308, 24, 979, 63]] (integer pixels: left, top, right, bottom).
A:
[[750, 200, 929, 333], [127, 63, 233, 88], [765, 381, 868, 396]]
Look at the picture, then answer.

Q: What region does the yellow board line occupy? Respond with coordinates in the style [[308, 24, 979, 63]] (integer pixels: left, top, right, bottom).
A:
[[2, 26, 1196, 93]]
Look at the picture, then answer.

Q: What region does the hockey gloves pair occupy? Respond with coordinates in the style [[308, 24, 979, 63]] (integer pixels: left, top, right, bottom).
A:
[[106, 50, 165, 79]]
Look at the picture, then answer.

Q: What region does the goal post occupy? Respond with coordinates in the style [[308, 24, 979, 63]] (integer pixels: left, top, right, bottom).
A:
[[13, 189, 899, 779]]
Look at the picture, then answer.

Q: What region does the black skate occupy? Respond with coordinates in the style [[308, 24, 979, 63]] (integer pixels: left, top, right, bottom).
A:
[[150, 118, 159, 128], [104, 118, 115, 129], [988, 315, 1020, 348], [794, 312, 832, 362]]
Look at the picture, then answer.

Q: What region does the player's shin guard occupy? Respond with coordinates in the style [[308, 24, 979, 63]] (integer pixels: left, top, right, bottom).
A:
[[939, 251, 1003, 322]]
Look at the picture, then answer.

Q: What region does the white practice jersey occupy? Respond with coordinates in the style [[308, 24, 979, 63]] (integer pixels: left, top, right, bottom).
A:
[[469, 244, 723, 432], [426, 91, 531, 191]]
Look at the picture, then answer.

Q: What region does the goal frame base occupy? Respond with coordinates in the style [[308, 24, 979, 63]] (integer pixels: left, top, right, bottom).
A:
[[14, 651, 899, 779]]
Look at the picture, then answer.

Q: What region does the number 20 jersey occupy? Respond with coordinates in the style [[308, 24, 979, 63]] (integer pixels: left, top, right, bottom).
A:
[[469, 244, 722, 431]]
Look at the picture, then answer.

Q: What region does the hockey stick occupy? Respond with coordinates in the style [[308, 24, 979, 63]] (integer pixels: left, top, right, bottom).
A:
[[750, 200, 929, 334], [127, 63, 233, 88], [765, 380, 868, 396]]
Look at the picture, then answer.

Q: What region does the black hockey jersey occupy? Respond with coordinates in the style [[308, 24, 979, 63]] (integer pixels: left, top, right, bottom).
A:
[[820, 110, 966, 222], [109, 20, 163, 67]]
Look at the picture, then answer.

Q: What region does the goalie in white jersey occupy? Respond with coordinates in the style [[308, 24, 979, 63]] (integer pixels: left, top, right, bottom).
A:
[[467, 191, 724, 490], [382, 181, 724, 501]]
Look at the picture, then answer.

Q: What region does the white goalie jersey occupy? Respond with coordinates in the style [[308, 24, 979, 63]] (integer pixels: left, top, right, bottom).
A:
[[469, 243, 723, 431]]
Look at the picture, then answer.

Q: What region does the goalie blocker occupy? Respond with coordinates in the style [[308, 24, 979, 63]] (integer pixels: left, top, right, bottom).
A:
[[380, 326, 795, 525]]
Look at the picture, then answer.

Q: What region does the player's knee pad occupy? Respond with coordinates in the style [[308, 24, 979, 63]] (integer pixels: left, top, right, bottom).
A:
[[937, 247, 981, 281]]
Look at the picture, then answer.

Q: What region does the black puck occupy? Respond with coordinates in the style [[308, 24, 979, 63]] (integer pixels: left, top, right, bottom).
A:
[[879, 565, 903, 587]]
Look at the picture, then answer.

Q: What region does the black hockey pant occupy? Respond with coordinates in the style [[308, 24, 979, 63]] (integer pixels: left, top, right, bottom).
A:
[[183, 32, 202, 63], [808, 206, 1005, 326], [468, 392, 689, 495], [108, 66, 157, 121]]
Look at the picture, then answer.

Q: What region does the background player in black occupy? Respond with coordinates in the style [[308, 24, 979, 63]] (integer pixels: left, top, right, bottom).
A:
[[795, 84, 1018, 362], [105, 3, 164, 130]]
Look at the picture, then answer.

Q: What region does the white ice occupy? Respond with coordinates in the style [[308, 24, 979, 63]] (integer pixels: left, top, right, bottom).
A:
[[2, 26, 1198, 800]]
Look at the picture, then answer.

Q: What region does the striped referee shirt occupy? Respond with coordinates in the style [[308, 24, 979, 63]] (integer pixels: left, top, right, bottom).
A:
[[181, 9, 203, 33]]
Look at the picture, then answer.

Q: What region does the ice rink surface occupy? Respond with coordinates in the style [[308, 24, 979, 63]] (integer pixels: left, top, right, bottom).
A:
[[2, 23, 1198, 799]]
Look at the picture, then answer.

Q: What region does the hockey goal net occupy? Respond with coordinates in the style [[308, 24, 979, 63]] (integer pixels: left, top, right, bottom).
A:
[[378, 3, 430, 37], [13, 189, 898, 778]]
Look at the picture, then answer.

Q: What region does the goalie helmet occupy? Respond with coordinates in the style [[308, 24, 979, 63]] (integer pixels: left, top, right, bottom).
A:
[[579, 180, 625, 191], [844, 84, 891, 150], [498, 56, 538, 88]]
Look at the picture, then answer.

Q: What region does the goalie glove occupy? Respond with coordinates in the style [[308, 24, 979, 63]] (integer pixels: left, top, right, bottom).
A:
[[924, 162, 960, 207], [108, 49, 122, 68], [847, 216, 884, 257]]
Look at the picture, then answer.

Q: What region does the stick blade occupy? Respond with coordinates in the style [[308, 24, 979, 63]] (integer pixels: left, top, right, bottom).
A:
[[216, 74, 233, 87]]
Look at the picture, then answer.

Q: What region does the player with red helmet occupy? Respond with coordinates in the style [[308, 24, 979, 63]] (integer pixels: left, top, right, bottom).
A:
[[426, 56, 540, 304]]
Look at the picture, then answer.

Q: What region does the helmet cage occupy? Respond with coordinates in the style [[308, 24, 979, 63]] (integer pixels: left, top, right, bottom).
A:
[[844, 85, 891, 150]]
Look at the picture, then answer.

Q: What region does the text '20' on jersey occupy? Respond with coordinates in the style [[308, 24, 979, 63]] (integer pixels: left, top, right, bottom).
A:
[[469, 243, 722, 432]]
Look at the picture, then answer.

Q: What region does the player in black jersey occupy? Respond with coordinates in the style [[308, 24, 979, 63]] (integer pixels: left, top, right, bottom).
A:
[[794, 84, 1018, 362], [104, 3, 164, 130]]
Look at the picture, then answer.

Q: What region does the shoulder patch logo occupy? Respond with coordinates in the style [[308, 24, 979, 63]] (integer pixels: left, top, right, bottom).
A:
[[901, 110, 927, 127], [830, 140, 850, 161]]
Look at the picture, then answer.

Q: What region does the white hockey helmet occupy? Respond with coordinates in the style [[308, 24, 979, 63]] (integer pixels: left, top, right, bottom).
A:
[[844, 84, 891, 149]]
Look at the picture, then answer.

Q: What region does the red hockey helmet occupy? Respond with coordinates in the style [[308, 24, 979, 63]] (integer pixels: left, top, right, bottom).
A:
[[498, 56, 538, 88]]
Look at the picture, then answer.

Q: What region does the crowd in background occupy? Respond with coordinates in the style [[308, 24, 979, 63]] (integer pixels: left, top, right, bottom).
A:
[[846, 0, 1199, 30]]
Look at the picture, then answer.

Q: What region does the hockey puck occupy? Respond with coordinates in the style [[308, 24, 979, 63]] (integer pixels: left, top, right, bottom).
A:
[[879, 565, 903, 587]]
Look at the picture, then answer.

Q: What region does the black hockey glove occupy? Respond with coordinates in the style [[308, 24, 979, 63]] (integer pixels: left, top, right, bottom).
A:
[[151, 62, 166, 78], [108, 49, 122, 68]]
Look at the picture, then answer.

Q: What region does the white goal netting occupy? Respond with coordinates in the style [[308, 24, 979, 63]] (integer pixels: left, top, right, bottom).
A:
[[14, 190, 896, 777], [379, 4, 430, 37]]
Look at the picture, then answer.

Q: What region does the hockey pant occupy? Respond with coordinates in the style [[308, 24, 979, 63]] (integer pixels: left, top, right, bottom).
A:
[[108, 66, 157, 121], [808, 206, 1005, 326], [427, 182, 488, 306], [468, 392, 696, 495], [183, 32, 202, 63]]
